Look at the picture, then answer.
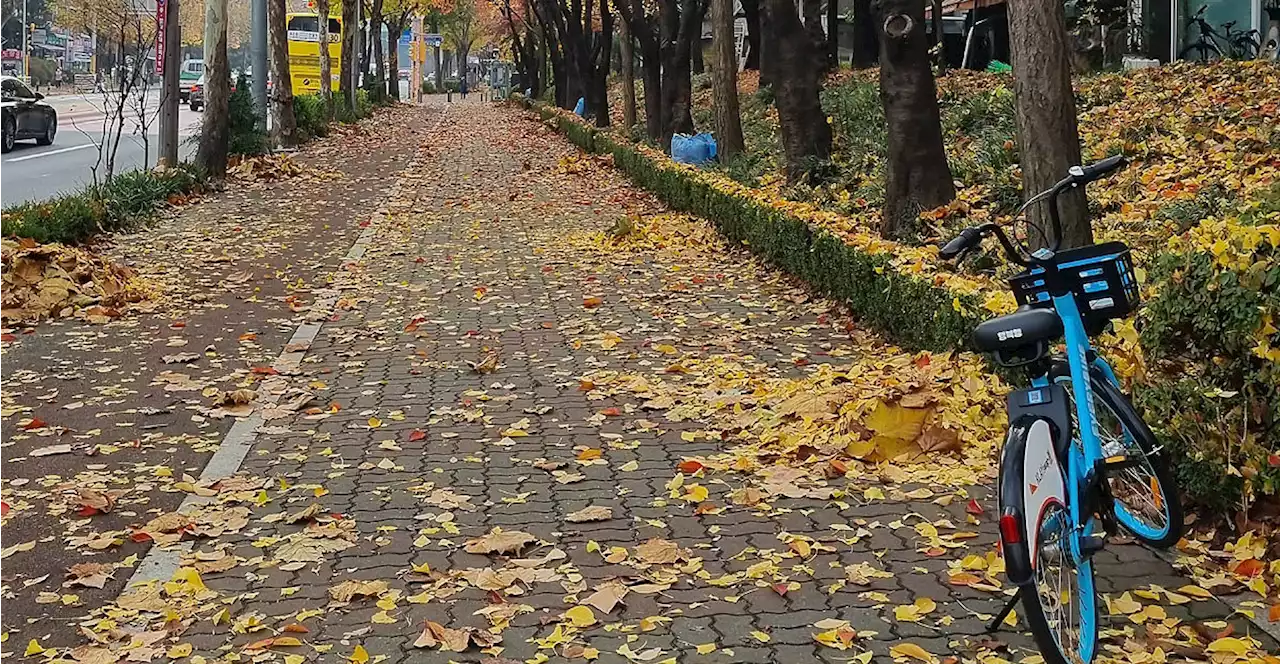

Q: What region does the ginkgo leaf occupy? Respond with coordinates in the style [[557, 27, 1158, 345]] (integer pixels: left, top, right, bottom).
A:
[[564, 605, 597, 627], [889, 642, 936, 662]]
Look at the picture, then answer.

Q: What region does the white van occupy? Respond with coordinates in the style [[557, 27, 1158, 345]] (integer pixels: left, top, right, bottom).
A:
[[179, 59, 204, 102]]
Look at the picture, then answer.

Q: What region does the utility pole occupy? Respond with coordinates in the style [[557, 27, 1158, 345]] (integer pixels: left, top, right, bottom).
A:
[[158, 0, 181, 166], [250, 0, 269, 127], [22, 1, 29, 80], [411, 14, 423, 103]]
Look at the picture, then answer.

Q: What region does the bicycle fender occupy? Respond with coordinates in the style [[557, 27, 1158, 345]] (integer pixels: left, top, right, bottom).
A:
[[999, 416, 1067, 586]]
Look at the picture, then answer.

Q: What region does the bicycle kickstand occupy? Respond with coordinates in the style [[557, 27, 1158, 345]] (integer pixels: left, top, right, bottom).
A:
[[986, 588, 1022, 633]]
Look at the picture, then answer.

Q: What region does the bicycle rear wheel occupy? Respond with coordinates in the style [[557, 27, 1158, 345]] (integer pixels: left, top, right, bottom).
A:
[[999, 419, 1099, 664], [1016, 502, 1100, 664], [1179, 43, 1220, 61]]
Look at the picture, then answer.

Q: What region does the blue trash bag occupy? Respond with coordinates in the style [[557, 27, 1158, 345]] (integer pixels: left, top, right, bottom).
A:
[[695, 132, 718, 160], [671, 133, 716, 165], [574, 97, 586, 116]]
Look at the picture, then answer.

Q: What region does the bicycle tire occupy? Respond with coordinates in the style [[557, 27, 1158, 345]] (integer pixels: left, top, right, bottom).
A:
[[1232, 38, 1260, 59], [1179, 43, 1218, 61], [1052, 368, 1183, 549], [998, 419, 1099, 664], [1019, 503, 1099, 664], [1090, 377, 1184, 548]]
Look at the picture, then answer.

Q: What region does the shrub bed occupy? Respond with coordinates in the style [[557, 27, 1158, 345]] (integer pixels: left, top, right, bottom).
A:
[[519, 95, 1280, 512], [1, 166, 204, 245]]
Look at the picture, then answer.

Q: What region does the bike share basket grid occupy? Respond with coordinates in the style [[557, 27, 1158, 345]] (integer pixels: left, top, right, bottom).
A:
[[1008, 241, 1140, 323]]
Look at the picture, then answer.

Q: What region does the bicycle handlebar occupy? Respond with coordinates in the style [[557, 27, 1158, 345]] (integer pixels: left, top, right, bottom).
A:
[[939, 155, 1129, 266]]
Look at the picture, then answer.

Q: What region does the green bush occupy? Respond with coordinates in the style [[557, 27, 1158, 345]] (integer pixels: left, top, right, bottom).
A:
[[294, 94, 330, 140], [422, 79, 438, 95], [2, 166, 203, 244], [1138, 214, 1280, 510], [228, 74, 268, 156], [444, 78, 460, 93]]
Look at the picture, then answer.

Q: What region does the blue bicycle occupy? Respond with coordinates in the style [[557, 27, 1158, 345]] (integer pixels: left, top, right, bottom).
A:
[[940, 156, 1183, 664]]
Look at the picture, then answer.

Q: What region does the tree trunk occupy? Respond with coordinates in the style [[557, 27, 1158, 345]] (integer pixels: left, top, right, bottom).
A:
[[386, 21, 400, 100], [317, 0, 333, 115], [341, 0, 359, 111], [197, 0, 231, 178], [759, 0, 778, 86], [659, 0, 701, 146], [267, 0, 297, 148], [710, 0, 743, 161], [741, 0, 760, 70], [1008, 0, 1091, 248], [765, 0, 830, 180], [802, 0, 826, 68], [640, 39, 661, 138], [619, 19, 636, 127], [616, 0, 663, 140], [827, 0, 839, 65], [371, 0, 384, 99], [873, 0, 955, 239], [691, 38, 704, 73], [851, 0, 877, 67]]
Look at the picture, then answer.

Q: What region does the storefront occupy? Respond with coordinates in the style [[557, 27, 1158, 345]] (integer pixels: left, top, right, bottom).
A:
[[1171, 0, 1280, 60]]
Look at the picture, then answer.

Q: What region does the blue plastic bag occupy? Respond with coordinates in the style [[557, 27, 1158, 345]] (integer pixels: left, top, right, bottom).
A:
[[671, 132, 717, 165], [574, 97, 586, 117], [696, 132, 718, 160]]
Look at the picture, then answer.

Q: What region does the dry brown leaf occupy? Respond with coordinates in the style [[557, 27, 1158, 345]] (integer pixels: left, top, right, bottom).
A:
[[464, 528, 536, 555], [634, 538, 686, 565], [582, 581, 629, 613], [329, 579, 390, 602], [65, 562, 114, 589], [565, 505, 613, 523]]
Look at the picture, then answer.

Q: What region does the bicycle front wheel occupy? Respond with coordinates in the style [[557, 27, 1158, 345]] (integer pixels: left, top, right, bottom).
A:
[[1054, 369, 1183, 549], [1018, 502, 1100, 664], [1090, 377, 1183, 548]]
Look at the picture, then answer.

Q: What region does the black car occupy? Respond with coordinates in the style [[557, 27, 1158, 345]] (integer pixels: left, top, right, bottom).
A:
[[1, 76, 57, 153]]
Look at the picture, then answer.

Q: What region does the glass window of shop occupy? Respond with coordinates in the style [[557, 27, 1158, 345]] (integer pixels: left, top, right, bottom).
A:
[[1174, 0, 1259, 57]]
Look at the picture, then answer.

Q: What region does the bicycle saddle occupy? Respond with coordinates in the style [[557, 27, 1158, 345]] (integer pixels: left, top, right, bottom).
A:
[[1224, 20, 1237, 29], [973, 305, 1064, 353]]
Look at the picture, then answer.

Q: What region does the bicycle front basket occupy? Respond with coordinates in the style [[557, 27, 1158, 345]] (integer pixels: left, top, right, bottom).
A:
[[1008, 242, 1140, 322]]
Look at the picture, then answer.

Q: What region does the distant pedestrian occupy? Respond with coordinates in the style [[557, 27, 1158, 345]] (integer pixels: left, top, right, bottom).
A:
[[459, 77, 468, 100]]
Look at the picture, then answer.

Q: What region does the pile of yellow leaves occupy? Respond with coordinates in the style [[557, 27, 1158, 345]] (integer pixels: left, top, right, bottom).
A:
[[0, 239, 153, 324]]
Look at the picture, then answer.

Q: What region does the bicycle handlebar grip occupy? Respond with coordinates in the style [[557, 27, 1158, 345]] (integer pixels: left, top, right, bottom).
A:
[[939, 227, 980, 260], [1073, 155, 1129, 183]]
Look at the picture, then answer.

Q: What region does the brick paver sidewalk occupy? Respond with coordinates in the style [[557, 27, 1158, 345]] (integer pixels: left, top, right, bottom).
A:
[[67, 100, 1272, 664]]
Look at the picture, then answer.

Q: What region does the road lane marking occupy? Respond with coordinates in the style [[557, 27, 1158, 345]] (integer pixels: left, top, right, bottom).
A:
[[4, 142, 99, 162]]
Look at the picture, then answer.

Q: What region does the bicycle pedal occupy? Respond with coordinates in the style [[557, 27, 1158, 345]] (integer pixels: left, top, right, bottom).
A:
[[1101, 455, 1143, 472], [1080, 535, 1107, 557]]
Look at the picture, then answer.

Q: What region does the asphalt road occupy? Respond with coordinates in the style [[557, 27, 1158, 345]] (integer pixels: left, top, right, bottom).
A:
[[2, 98, 201, 207]]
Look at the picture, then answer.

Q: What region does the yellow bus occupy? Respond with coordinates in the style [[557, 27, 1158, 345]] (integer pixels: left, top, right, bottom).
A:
[[286, 12, 342, 94]]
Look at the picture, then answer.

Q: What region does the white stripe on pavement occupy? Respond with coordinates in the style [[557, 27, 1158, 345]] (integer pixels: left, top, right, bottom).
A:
[[4, 143, 100, 162]]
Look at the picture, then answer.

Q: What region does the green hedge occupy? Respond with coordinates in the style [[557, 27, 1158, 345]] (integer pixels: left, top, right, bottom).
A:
[[2, 166, 204, 245], [524, 98, 983, 353], [1136, 211, 1280, 510], [519, 95, 1280, 513]]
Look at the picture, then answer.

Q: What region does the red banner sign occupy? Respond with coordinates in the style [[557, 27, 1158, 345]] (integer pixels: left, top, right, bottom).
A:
[[154, 0, 166, 75]]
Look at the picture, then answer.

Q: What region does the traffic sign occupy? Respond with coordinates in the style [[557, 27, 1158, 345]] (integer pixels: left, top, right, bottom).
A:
[[425, 33, 442, 47]]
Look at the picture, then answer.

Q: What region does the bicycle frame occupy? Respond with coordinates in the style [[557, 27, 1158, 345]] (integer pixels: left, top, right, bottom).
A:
[[1028, 288, 1102, 663]]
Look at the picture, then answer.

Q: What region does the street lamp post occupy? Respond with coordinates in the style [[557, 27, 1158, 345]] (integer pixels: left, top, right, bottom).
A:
[[22, 1, 29, 80]]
